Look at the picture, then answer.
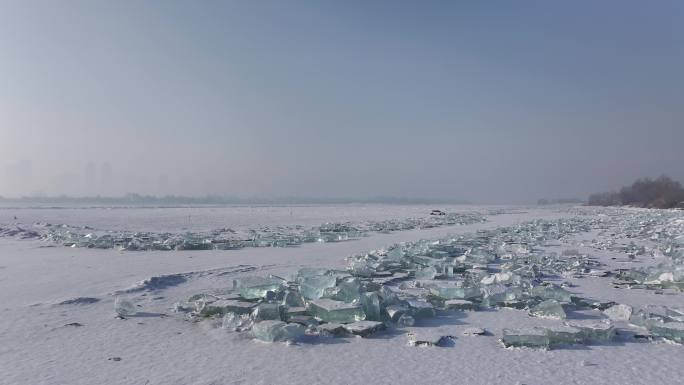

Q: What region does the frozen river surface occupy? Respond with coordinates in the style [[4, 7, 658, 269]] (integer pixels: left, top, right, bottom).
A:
[[0, 204, 682, 385]]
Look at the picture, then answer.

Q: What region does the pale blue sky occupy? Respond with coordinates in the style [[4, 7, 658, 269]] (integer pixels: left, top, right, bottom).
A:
[[1, 0, 683, 202]]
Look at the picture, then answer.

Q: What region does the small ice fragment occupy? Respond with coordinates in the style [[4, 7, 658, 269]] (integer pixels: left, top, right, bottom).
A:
[[295, 268, 330, 283], [407, 331, 454, 347], [343, 320, 386, 337], [603, 304, 633, 322], [222, 312, 253, 331], [172, 301, 195, 313], [463, 327, 486, 336], [384, 304, 409, 322], [114, 297, 137, 316], [529, 300, 566, 319]]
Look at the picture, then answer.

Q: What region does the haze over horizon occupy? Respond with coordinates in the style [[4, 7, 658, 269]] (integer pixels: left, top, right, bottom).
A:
[[2, 1, 683, 204]]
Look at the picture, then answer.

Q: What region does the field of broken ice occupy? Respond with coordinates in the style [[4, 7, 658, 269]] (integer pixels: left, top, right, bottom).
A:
[[1, 204, 683, 385]]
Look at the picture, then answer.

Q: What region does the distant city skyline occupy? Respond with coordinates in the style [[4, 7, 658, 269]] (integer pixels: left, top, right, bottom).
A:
[[2, 1, 683, 203]]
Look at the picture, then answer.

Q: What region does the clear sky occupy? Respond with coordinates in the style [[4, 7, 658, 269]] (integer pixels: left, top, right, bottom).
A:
[[1, 0, 683, 203]]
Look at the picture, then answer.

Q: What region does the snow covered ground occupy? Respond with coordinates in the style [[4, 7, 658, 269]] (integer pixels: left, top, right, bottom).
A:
[[1, 204, 682, 385], [0, 203, 497, 233]]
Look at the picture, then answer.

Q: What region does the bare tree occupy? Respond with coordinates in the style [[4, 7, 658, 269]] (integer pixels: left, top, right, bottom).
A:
[[588, 176, 684, 209]]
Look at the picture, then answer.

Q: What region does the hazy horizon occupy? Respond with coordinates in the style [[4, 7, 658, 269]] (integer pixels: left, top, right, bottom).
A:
[[2, 1, 683, 204]]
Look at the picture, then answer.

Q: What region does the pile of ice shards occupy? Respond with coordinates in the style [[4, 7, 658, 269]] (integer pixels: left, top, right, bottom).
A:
[[167, 215, 684, 347], [576, 208, 684, 291], [12, 212, 486, 251], [627, 305, 684, 343]]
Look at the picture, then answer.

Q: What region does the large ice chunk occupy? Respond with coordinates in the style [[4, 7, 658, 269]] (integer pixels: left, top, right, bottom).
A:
[[603, 304, 633, 322], [343, 320, 386, 337], [428, 281, 480, 300], [414, 267, 437, 280], [233, 277, 285, 300], [252, 303, 282, 321], [252, 320, 305, 342], [198, 299, 255, 316], [565, 320, 615, 342], [502, 327, 549, 349], [360, 292, 381, 321], [530, 285, 573, 303], [406, 299, 436, 318], [649, 322, 684, 343], [299, 276, 337, 300], [317, 322, 347, 337], [529, 300, 566, 320], [545, 325, 582, 345], [334, 278, 362, 303], [307, 299, 365, 323], [407, 331, 454, 347], [282, 289, 306, 307]]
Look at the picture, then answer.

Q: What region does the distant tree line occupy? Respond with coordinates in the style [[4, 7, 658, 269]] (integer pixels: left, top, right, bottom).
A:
[[588, 176, 684, 209]]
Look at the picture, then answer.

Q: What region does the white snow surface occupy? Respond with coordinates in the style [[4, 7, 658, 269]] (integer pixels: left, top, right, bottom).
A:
[[1, 204, 682, 385], [0, 203, 495, 233]]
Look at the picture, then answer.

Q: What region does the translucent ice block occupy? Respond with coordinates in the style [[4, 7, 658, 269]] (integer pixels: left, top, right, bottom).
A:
[[233, 277, 285, 300], [428, 281, 480, 300], [308, 298, 365, 323], [343, 320, 385, 337], [603, 304, 633, 322], [282, 289, 306, 307], [566, 320, 615, 342], [252, 320, 305, 342], [529, 300, 566, 319], [545, 325, 582, 345], [406, 299, 435, 319], [114, 297, 137, 316], [252, 303, 282, 321], [360, 292, 381, 321], [530, 285, 573, 303], [198, 299, 255, 316], [415, 267, 437, 280], [299, 276, 337, 300], [502, 327, 550, 348], [649, 322, 684, 343]]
